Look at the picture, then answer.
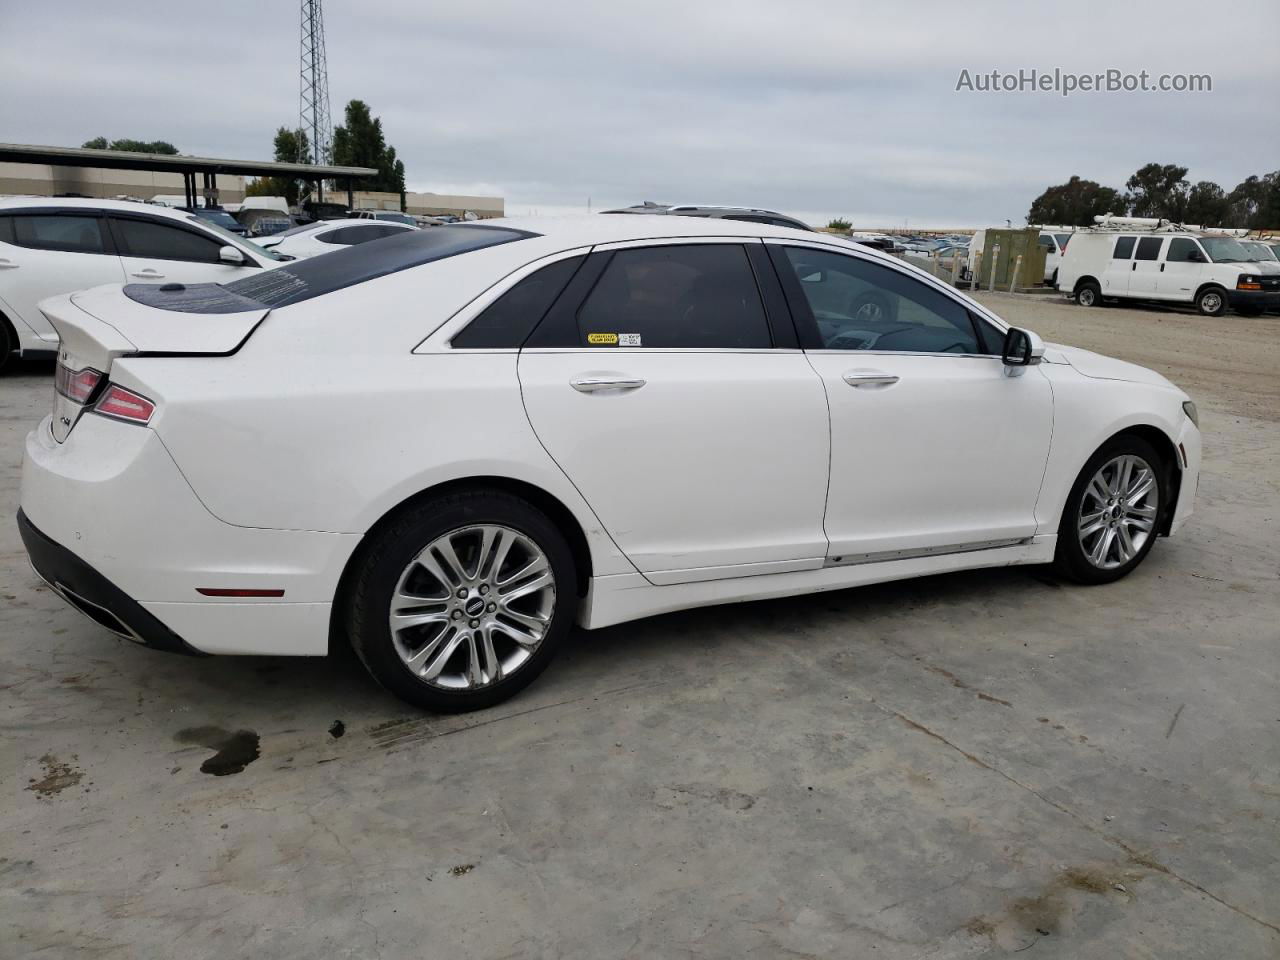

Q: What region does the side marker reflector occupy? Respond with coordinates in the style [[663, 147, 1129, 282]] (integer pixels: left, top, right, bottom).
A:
[[196, 588, 286, 598]]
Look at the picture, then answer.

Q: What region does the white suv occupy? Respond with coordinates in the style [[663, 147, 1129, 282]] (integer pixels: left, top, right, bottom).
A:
[[0, 197, 286, 369], [1057, 220, 1280, 316]]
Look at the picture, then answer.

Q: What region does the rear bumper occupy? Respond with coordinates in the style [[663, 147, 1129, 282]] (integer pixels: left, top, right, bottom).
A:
[[18, 508, 203, 655], [19, 414, 358, 655]]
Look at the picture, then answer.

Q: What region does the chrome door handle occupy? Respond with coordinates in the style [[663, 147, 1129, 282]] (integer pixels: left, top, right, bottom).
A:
[[130, 269, 164, 279], [842, 371, 899, 387], [570, 377, 646, 393]]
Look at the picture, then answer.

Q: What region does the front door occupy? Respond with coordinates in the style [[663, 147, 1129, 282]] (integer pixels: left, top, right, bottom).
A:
[[768, 242, 1053, 561], [1159, 236, 1205, 302], [518, 240, 830, 584], [107, 214, 259, 286]]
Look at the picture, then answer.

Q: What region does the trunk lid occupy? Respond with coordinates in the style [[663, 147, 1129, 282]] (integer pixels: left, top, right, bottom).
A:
[[41, 283, 268, 442]]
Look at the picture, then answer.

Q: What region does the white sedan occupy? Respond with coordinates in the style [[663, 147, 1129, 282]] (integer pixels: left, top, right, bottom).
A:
[[258, 218, 416, 260], [19, 216, 1200, 712], [0, 196, 286, 370]]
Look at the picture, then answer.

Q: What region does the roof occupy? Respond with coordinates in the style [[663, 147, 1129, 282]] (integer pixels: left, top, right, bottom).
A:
[[477, 213, 884, 262], [0, 195, 230, 219], [0, 142, 376, 180]]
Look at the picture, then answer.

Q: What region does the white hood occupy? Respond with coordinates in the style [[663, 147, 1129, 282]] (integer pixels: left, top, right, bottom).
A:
[[1046, 344, 1176, 389]]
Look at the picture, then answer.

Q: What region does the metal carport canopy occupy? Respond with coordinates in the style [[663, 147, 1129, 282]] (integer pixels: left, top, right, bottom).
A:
[[0, 142, 378, 207]]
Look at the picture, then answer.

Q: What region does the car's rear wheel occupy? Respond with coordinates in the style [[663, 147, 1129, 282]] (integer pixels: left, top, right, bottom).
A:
[[346, 490, 576, 712], [1075, 281, 1101, 307], [1053, 436, 1166, 584]]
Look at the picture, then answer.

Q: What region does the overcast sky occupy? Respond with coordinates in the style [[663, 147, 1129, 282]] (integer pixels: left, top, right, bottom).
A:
[[2, 0, 1277, 227]]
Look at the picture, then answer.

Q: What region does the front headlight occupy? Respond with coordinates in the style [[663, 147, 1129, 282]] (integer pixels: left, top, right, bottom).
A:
[[1182, 400, 1199, 428]]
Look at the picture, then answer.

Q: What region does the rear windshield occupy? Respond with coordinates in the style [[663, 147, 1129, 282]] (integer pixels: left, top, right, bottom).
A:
[[224, 224, 534, 308], [125, 223, 535, 314]]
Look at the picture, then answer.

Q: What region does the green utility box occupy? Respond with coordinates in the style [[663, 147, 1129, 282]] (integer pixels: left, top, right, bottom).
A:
[[979, 228, 1047, 288]]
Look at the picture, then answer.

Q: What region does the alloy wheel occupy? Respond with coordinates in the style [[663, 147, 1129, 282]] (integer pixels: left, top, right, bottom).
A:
[[1077, 454, 1159, 570], [388, 524, 556, 690]]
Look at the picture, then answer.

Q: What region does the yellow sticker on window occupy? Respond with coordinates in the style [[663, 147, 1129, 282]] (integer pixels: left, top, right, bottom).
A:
[[587, 333, 618, 345]]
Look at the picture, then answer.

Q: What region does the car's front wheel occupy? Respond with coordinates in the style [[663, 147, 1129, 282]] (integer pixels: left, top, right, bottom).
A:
[[1075, 281, 1102, 307], [1054, 436, 1167, 584], [346, 490, 576, 712], [1196, 286, 1227, 317]]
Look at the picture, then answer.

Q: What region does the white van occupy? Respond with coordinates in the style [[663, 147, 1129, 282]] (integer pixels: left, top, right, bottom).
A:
[[968, 227, 1072, 284], [1056, 217, 1280, 317]]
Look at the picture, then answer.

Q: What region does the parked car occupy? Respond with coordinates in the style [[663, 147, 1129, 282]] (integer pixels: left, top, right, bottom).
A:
[[0, 196, 286, 369], [602, 201, 812, 231], [352, 210, 420, 227], [257, 218, 417, 260], [1057, 218, 1280, 316], [1239, 240, 1280, 268], [19, 216, 1200, 712], [190, 207, 248, 237]]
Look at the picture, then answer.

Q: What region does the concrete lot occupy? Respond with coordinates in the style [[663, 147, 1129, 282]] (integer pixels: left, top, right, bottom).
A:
[[2, 295, 1277, 959]]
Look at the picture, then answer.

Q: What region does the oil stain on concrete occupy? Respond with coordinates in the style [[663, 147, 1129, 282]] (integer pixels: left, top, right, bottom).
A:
[[26, 754, 85, 798], [174, 727, 261, 776]]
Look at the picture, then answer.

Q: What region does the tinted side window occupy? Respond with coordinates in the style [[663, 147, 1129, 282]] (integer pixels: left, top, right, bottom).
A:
[[779, 246, 980, 354], [576, 244, 770, 349], [1113, 236, 1137, 259], [0, 215, 13, 245], [452, 255, 585, 349], [111, 217, 224, 263], [1134, 237, 1163, 261], [1167, 238, 1201, 262], [12, 214, 106, 254]]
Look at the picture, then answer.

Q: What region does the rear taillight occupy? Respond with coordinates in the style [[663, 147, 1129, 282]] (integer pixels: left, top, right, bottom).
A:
[[93, 385, 155, 425], [54, 364, 104, 404]]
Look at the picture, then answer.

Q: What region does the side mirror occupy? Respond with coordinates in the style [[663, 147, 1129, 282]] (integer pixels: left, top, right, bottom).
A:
[[219, 245, 246, 265], [1187, 250, 1206, 263], [1002, 327, 1045, 375]]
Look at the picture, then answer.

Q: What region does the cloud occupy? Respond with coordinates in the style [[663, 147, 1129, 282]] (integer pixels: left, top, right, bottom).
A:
[[2, 0, 1276, 227]]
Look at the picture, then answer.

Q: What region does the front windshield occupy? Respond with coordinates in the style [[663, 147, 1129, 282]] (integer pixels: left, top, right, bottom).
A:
[[1242, 241, 1277, 262], [186, 214, 287, 261], [1198, 237, 1249, 263]]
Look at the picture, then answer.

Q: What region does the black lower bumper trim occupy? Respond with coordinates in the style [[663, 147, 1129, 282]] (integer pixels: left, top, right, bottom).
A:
[[1226, 289, 1280, 310], [17, 509, 206, 656]]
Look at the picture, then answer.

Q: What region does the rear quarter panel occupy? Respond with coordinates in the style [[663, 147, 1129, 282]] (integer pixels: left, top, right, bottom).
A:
[[117, 251, 636, 578]]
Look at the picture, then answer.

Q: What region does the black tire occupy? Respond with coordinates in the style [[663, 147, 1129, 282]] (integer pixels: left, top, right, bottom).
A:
[[345, 489, 577, 712], [1053, 435, 1168, 585], [1075, 281, 1101, 307], [0, 315, 14, 374], [1195, 286, 1228, 317], [1050, 268, 1059, 288]]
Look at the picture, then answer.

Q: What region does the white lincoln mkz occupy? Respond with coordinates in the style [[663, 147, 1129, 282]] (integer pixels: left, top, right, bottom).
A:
[[19, 216, 1200, 711]]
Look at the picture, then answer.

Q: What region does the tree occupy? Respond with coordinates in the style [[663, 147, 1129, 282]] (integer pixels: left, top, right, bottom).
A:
[[827, 217, 852, 231], [1124, 163, 1189, 220], [1183, 181, 1230, 227], [331, 100, 406, 195], [243, 127, 311, 206], [1026, 176, 1125, 227], [82, 136, 179, 155], [1226, 171, 1280, 229]]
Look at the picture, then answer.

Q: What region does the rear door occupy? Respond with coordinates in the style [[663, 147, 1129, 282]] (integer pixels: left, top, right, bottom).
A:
[[107, 214, 259, 285], [1102, 235, 1137, 296], [0, 210, 124, 343], [517, 239, 831, 584], [1129, 236, 1164, 297]]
